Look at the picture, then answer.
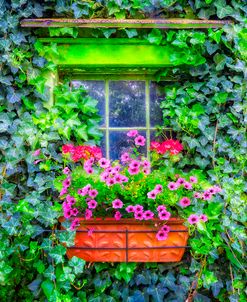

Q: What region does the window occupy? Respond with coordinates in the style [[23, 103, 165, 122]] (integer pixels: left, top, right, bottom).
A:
[[72, 77, 164, 160]]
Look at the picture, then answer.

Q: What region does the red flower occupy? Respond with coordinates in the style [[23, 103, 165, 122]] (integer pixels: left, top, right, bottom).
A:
[[150, 139, 183, 155], [62, 144, 74, 154]]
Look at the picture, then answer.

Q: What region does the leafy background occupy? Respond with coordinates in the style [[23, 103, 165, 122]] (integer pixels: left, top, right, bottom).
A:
[[0, 0, 246, 301]]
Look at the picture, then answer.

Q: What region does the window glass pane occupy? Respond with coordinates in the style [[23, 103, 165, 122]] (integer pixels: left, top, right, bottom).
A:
[[72, 80, 105, 126], [109, 81, 146, 127], [150, 81, 164, 127], [99, 131, 106, 157], [109, 131, 147, 160]]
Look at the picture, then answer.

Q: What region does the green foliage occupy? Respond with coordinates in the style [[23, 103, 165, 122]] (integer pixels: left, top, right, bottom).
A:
[[0, 0, 246, 302]]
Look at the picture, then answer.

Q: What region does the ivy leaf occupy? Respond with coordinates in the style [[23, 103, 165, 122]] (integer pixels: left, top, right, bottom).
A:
[[2, 217, 20, 235], [125, 29, 138, 38], [147, 29, 163, 45], [71, 2, 89, 18], [69, 256, 85, 275], [41, 279, 54, 299], [76, 125, 88, 141], [49, 245, 66, 264], [0, 75, 13, 85], [213, 92, 228, 104], [102, 29, 116, 39], [146, 284, 168, 301], [215, 0, 234, 19]]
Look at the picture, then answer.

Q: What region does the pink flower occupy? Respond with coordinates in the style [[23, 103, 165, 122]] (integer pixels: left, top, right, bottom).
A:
[[63, 167, 70, 174], [85, 209, 93, 220], [114, 211, 122, 221], [33, 159, 42, 165], [161, 225, 170, 233], [143, 210, 154, 220], [62, 201, 70, 210], [127, 130, 138, 137], [147, 190, 157, 199], [202, 191, 212, 200], [208, 187, 216, 194], [168, 182, 178, 190], [213, 185, 222, 193], [129, 160, 141, 169], [142, 160, 150, 168], [200, 214, 208, 222], [106, 178, 116, 186], [66, 195, 76, 205], [155, 184, 163, 193], [176, 178, 186, 185], [62, 178, 71, 188], [100, 172, 109, 182], [71, 207, 79, 216], [89, 189, 98, 198], [70, 218, 80, 230], [64, 209, 72, 219], [87, 228, 94, 236], [113, 166, 121, 173], [59, 187, 68, 196], [188, 214, 199, 224], [158, 211, 171, 220], [179, 197, 191, 207], [134, 211, 144, 220], [87, 200, 97, 209], [85, 167, 94, 174], [121, 152, 130, 163], [134, 205, 143, 212], [114, 174, 123, 184], [189, 176, 198, 183], [135, 135, 146, 146], [128, 167, 139, 175], [121, 175, 129, 183], [99, 158, 110, 169], [156, 230, 168, 241], [184, 182, 193, 190], [143, 168, 150, 175], [126, 205, 135, 213], [112, 199, 123, 209], [194, 192, 201, 198], [157, 205, 166, 213], [33, 149, 41, 156]]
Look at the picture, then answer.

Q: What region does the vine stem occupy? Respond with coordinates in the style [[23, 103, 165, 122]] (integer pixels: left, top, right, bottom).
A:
[[212, 120, 218, 168]]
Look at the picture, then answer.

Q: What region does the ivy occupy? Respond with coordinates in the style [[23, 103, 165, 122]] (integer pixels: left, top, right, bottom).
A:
[[0, 0, 246, 301]]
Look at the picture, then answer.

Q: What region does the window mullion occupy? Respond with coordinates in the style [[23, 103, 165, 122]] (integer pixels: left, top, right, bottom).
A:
[[145, 80, 150, 160], [105, 80, 110, 159]]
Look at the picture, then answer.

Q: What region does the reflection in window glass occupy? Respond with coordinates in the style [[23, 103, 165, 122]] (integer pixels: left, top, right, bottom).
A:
[[72, 80, 105, 126], [109, 131, 147, 160], [109, 81, 146, 127], [150, 81, 164, 127]]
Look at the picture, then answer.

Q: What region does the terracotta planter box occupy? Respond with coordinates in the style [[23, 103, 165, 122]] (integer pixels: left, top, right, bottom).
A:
[[61, 218, 189, 262]]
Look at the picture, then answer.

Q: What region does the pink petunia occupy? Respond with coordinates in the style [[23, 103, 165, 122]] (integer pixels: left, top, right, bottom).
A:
[[188, 214, 199, 224], [85, 209, 93, 220], [184, 182, 193, 190], [176, 178, 186, 185], [158, 211, 171, 220], [66, 195, 76, 205], [155, 184, 163, 193], [62, 201, 71, 210], [134, 211, 144, 220], [106, 178, 116, 186], [70, 218, 80, 230], [143, 168, 150, 175], [121, 152, 130, 163], [64, 209, 72, 219], [100, 172, 109, 182], [33, 149, 41, 157], [200, 214, 208, 222], [147, 190, 157, 199], [208, 187, 216, 194], [161, 225, 170, 233], [87, 228, 94, 236], [189, 176, 198, 183], [202, 192, 212, 200], [157, 205, 166, 213], [89, 189, 98, 198], [62, 178, 71, 188], [156, 230, 168, 241], [194, 192, 201, 199], [63, 167, 70, 175], [129, 160, 141, 169], [213, 185, 222, 193], [134, 135, 146, 146], [126, 205, 135, 213], [87, 200, 97, 209], [114, 174, 123, 184], [142, 160, 151, 168], [84, 167, 94, 174], [59, 187, 68, 196], [168, 182, 178, 190], [143, 210, 154, 220], [99, 158, 110, 169], [112, 199, 123, 209], [128, 167, 139, 175], [179, 197, 191, 207], [121, 175, 129, 183], [71, 207, 79, 216], [134, 205, 144, 212], [114, 211, 122, 221], [127, 130, 138, 137], [113, 166, 121, 173]]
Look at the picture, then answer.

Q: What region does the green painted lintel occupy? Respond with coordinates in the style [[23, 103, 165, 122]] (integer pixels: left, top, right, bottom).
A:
[[49, 43, 176, 67]]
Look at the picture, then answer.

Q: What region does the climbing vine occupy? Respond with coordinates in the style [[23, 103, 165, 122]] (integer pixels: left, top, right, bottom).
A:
[[0, 0, 246, 301]]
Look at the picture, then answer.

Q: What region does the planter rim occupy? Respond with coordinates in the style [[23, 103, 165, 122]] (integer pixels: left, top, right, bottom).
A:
[[59, 217, 185, 225]]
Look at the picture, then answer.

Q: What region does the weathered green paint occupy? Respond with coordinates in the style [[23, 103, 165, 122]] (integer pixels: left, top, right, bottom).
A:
[[21, 18, 232, 29], [48, 43, 177, 68]]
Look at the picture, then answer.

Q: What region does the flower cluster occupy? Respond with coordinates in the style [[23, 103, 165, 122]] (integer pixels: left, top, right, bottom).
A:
[[150, 139, 183, 155], [62, 144, 102, 162], [57, 131, 221, 239]]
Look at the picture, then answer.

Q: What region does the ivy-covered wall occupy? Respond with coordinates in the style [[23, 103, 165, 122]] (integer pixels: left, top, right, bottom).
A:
[[0, 1, 246, 302]]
